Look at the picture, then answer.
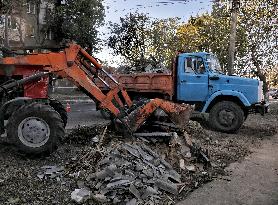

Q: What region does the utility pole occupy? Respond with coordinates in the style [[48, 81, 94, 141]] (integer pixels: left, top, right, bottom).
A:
[[227, 0, 240, 75]]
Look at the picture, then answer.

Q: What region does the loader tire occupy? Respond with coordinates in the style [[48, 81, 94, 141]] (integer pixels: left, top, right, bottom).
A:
[[49, 99, 68, 127], [7, 103, 65, 155], [209, 101, 244, 133]]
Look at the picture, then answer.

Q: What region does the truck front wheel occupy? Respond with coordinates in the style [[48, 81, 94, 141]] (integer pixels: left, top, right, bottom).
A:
[[6, 103, 65, 155], [209, 101, 244, 133]]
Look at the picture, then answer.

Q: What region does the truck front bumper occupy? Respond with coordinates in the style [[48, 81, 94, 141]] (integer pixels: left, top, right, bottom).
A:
[[253, 101, 269, 115]]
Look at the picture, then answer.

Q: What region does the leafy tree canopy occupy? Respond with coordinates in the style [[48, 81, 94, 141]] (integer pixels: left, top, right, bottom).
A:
[[49, 0, 105, 51]]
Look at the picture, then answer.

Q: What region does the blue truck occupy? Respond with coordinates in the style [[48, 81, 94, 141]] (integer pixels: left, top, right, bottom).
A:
[[101, 52, 269, 133]]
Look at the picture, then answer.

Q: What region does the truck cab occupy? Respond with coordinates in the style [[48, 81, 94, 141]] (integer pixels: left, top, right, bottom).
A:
[[176, 52, 268, 133]]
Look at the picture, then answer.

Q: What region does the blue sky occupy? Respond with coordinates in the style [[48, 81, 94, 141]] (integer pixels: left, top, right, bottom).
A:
[[96, 0, 213, 65], [104, 0, 213, 23]]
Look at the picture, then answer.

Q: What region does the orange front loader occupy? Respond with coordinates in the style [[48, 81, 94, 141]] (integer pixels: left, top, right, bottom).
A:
[[0, 43, 191, 154]]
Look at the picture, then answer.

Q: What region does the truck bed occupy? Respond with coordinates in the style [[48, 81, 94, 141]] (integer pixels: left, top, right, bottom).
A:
[[96, 73, 174, 99]]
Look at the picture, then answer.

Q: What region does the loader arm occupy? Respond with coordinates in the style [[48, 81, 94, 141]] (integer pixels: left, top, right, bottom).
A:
[[0, 43, 192, 133]]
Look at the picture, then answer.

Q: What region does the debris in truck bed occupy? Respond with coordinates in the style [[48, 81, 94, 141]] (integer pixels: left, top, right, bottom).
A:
[[116, 58, 170, 74]]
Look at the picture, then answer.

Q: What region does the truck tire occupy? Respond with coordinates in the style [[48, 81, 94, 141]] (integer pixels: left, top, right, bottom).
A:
[[6, 103, 65, 155], [49, 99, 68, 127], [209, 101, 244, 133]]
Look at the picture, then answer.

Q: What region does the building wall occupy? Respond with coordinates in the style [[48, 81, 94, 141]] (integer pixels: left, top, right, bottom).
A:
[[0, 0, 57, 50]]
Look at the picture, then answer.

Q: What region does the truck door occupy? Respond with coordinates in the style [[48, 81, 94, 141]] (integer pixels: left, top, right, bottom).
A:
[[177, 56, 209, 102]]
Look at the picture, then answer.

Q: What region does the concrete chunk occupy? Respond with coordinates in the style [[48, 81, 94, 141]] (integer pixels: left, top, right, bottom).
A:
[[106, 179, 131, 188], [155, 179, 178, 195], [126, 198, 137, 205], [122, 144, 140, 158], [142, 186, 159, 199], [129, 184, 141, 200], [92, 193, 109, 203], [71, 188, 91, 204]]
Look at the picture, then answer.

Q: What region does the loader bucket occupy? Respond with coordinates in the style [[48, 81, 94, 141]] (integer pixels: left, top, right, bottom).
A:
[[123, 98, 192, 133]]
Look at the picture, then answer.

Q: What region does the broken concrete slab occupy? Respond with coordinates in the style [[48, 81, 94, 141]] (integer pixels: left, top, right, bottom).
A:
[[71, 188, 91, 204], [155, 179, 178, 195]]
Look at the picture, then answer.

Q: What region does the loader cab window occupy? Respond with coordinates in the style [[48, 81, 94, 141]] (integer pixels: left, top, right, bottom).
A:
[[184, 56, 205, 74]]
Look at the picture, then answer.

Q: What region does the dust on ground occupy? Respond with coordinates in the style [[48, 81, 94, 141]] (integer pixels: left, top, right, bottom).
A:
[[0, 103, 277, 205]]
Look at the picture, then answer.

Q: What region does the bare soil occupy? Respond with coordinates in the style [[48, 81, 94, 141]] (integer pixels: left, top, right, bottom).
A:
[[0, 103, 277, 205]]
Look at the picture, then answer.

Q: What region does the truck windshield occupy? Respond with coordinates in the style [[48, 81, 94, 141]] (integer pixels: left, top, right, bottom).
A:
[[206, 55, 222, 73]]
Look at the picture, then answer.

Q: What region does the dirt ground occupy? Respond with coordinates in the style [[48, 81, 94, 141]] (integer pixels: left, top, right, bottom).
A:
[[0, 103, 277, 205], [177, 136, 278, 205]]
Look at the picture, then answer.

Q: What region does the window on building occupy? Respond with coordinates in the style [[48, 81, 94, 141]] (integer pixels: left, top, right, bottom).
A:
[[44, 7, 51, 23], [26, 24, 35, 37], [32, 4, 36, 14], [11, 18, 17, 30], [27, 2, 31, 13], [31, 26, 35, 37], [45, 29, 52, 40], [7, 17, 18, 30], [27, 2, 36, 14], [0, 15, 4, 28]]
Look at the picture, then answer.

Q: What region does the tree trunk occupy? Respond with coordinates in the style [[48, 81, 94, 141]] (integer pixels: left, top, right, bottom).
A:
[[4, 14, 9, 48], [227, 5, 238, 75], [251, 50, 268, 97]]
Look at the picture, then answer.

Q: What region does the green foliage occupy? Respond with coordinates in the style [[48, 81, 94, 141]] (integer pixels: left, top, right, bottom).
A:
[[49, 0, 105, 51], [148, 18, 180, 67], [108, 13, 180, 67], [107, 0, 277, 78], [177, 3, 248, 72], [238, 0, 278, 74], [108, 12, 150, 65]]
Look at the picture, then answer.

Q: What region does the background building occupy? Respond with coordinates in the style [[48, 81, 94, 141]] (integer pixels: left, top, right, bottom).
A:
[[0, 0, 57, 51]]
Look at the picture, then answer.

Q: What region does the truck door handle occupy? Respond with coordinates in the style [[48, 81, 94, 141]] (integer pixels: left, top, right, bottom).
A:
[[181, 80, 186, 83], [209, 76, 219, 80]]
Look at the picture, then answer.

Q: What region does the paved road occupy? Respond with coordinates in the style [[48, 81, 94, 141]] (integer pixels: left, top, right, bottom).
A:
[[65, 101, 109, 130]]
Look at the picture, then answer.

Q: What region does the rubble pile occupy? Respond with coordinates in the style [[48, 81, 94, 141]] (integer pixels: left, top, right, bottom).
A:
[[79, 142, 183, 204], [1, 108, 278, 205], [65, 128, 212, 204]]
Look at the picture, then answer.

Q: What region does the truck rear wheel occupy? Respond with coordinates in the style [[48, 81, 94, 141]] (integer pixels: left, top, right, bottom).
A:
[[6, 103, 65, 155], [209, 101, 244, 133]]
